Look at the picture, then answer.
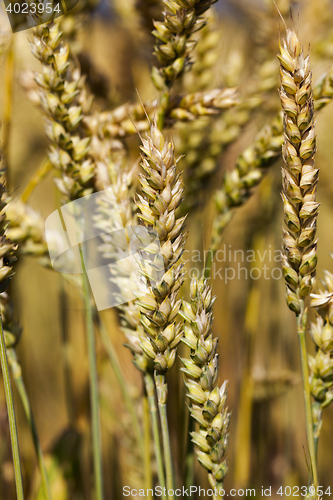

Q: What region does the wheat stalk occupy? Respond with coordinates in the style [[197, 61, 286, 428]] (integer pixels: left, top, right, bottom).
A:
[[0, 141, 52, 500]]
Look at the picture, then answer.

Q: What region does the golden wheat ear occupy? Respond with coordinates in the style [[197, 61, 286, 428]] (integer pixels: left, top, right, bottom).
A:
[[279, 27, 318, 311], [180, 275, 230, 497], [30, 21, 94, 203], [278, 23, 319, 489], [135, 121, 187, 374]]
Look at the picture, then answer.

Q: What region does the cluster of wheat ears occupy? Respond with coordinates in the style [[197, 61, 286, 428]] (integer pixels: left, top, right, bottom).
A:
[[1, 0, 333, 499]]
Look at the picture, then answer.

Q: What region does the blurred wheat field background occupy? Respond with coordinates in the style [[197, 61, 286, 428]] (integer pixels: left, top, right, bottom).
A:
[[1, 0, 333, 499]]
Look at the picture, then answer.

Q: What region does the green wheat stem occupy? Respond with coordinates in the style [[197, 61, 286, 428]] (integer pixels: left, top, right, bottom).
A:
[[157, 89, 170, 130], [143, 392, 153, 496], [204, 249, 214, 279], [297, 301, 318, 489], [155, 373, 174, 499], [144, 372, 166, 495], [184, 416, 195, 498], [10, 353, 52, 500], [312, 400, 322, 468], [59, 278, 76, 425], [158, 401, 174, 498], [0, 316, 24, 500], [60, 0, 68, 14], [314, 433, 319, 468], [79, 245, 104, 500], [98, 316, 145, 462]]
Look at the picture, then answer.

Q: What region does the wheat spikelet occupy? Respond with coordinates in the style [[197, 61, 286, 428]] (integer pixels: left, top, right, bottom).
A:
[[180, 276, 229, 498], [313, 66, 333, 110]]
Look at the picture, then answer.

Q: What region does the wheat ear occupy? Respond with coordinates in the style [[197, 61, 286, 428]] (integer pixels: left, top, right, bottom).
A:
[[206, 64, 333, 277], [180, 276, 229, 500], [136, 122, 186, 374], [30, 21, 94, 202], [279, 25, 318, 488], [152, 0, 217, 89], [152, 0, 218, 127]]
